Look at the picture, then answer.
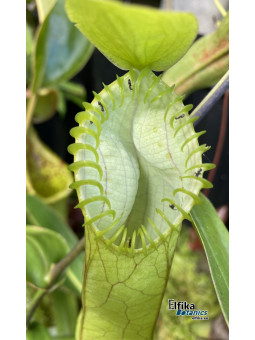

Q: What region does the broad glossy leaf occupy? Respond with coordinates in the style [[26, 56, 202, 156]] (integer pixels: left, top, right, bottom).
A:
[[190, 193, 229, 324], [26, 194, 83, 293], [33, 88, 58, 123], [26, 322, 51, 340], [26, 226, 69, 287], [26, 128, 73, 203], [33, 0, 94, 91], [26, 194, 77, 246], [52, 289, 79, 336], [162, 13, 229, 97], [66, 0, 198, 71]]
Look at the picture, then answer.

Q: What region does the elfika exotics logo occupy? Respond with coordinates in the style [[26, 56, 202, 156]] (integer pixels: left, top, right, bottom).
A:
[[168, 299, 209, 320]]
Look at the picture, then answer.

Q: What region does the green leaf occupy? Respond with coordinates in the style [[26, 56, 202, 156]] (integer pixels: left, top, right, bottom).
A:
[[66, 0, 198, 71], [26, 226, 69, 287], [26, 194, 83, 293], [26, 194, 77, 246], [59, 81, 86, 98], [33, 0, 94, 91], [26, 322, 51, 340], [162, 13, 229, 97], [190, 193, 229, 324], [51, 289, 79, 336]]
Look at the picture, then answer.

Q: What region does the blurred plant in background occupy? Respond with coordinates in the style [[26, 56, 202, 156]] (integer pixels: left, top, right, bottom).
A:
[[26, 1, 93, 338], [26, 0, 93, 204], [156, 226, 222, 340]]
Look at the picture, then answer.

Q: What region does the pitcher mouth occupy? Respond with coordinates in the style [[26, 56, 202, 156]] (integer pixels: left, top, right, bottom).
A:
[[68, 69, 214, 253]]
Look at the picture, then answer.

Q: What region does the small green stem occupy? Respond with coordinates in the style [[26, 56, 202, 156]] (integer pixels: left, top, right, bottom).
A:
[[26, 92, 37, 134], [26, 236, 85, 327]]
